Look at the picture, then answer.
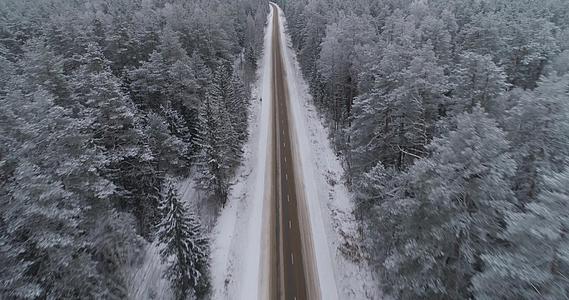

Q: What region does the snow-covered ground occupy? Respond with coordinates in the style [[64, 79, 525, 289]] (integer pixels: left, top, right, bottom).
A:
[[127, 242, 172, 299]]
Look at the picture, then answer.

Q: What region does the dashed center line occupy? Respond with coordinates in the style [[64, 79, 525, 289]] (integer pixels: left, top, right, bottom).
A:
[[291, 253, 294, 265], [289, 220, 292, 228]]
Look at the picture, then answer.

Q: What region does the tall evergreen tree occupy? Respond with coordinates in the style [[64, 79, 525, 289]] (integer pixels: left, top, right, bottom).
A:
[[194, 92, 232, 206], [227, 70, 249, 143], [158, 178, 209, 300]]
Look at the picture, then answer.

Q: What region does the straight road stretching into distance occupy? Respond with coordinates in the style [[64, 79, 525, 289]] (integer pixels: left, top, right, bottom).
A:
[[267, 3, 317, 300]]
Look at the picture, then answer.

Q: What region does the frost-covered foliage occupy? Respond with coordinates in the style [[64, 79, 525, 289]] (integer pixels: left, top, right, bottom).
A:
[[282, 0, 569, 298], [0, 0, 267, 298], [377, 108, 516, 299], [473, 168, 569, 300]]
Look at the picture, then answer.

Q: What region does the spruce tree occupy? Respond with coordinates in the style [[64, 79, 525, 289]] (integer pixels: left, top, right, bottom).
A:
[[194, 92, 231, 206], [209, 65, 245, 163], [227, 70, 249, 143], [194, 63, 248, 206], [158, 178, 209, 300]]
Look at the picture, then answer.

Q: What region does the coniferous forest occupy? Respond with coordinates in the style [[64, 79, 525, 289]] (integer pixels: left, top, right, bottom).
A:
[[0, 0, 267, 298], [3, 0, 569, 299], [280, 0, 569, 299]]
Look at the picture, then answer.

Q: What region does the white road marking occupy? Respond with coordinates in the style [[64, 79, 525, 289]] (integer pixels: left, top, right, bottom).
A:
[[285, 173, 288, 180], [287, 195, 290, 202], [291, 253, 294, 265], [289, 220, 291, 229], [284, 156, 286, 162]]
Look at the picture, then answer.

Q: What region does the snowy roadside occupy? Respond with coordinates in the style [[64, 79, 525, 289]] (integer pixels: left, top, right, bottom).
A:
[[208, 83, 264, 300], [275, 6, 382, 299], [209, 6, 274, 299]]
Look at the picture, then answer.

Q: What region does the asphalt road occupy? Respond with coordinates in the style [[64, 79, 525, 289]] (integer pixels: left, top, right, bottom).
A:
[[268, 3, 314, 300]]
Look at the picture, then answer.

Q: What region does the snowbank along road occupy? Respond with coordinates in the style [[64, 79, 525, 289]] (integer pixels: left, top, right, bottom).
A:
[[264, 3, 320, 300]]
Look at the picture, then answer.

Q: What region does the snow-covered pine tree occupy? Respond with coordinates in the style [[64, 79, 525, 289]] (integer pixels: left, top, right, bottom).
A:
[[128, 29, 199, 158], [183, 53, 213, 156], [158, 27, 187, 65], [70, 43, 162, 241], [158, 178, 209, 300], [145, 112, 190, 176], [194, 64, 248, 206], [451, 52, 510, 115], [473, 168, 569, 300], [218, 99, 242, 167], [0, 86, 111, 298], [189, 53, 212, 101], [158, 27, 200, 124], [0, 46, 15, 96], [161, 102, 193, 155], [19, 42, 144, 298], [227, 69, 249, 144], [380, 106, 516, 299], [194, 90, 231, 206], [1, 42, 104, 299], [352, 161, 395, 230], [167, 58, 199, 140], [505, 74, 569, 205], [129, 49, 169, 111], [349, 89, 383, 181], [317, 13, 377, 135], [18, 38, 69, 104], [70, 43, 144, 165], [128, 27, 191, 112], [209, 65, 232, 109]]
